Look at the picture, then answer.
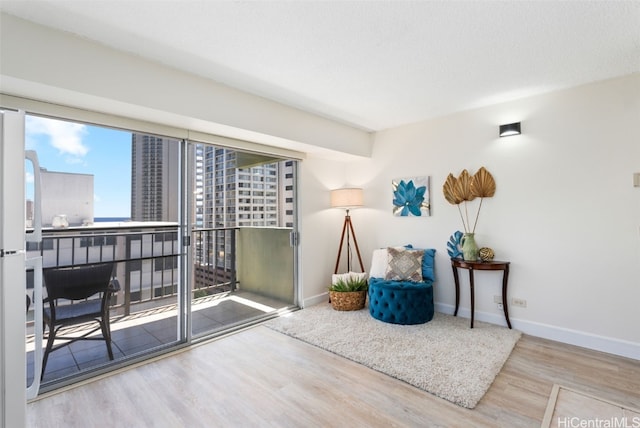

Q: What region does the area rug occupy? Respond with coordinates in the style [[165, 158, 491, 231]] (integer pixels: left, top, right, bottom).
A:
[[266, 303, 521, 409]]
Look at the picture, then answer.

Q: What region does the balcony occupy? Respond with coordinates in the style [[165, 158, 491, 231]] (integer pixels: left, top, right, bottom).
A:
[[26, 222, 295, 390]]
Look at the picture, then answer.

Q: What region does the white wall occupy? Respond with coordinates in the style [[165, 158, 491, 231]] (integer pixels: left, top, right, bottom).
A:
[[297, 154, 348, 306], [323, 74, 638, 358]]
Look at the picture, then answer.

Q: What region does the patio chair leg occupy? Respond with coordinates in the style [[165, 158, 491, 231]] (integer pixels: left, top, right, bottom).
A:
[[101, 319, 114, 360], [41, 322, 55, 380]]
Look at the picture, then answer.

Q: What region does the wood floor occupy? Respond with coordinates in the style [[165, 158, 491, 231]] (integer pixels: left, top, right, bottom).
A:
[[27, 324, 640, 427], [542, 384, 640, 428]]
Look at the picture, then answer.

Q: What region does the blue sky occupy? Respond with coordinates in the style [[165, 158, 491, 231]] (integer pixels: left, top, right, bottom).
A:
[[25, 115, 132, 218]]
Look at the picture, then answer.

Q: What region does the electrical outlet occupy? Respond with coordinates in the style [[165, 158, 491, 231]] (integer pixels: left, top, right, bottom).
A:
[[493, 295, 502, 304], [512, 298, 527, 308]]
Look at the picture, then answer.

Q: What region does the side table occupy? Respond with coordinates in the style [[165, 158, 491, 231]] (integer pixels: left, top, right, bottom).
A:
[[450, 258, 512, 329]]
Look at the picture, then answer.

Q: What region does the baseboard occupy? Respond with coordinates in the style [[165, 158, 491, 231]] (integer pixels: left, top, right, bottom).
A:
[[302, 292, 330, 308], [434, 303, 640, 361]]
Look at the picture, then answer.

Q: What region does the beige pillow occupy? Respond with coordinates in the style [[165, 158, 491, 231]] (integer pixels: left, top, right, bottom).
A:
[[370, 246, 413, 278], [384, 247, 423, 282]]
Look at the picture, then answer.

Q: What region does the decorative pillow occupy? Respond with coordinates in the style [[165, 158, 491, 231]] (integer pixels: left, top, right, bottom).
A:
[[415, 248, 436, 282], [369, 249, 388, 278], [369, 246, 413, 278], [332, 271, 368, 285], [384, 247, 424, 282], [422, 248, 436, 282]]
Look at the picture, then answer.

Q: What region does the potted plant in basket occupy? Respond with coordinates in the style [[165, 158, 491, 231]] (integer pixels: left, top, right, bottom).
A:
[[329, 276, 368, 311]]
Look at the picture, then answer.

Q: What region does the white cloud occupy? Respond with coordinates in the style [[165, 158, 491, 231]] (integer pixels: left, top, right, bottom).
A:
[[26, 116, 89, 157]]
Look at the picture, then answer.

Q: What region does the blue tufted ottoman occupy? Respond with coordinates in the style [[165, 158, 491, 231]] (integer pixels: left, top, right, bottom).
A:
[[368, 278, 434, 325]]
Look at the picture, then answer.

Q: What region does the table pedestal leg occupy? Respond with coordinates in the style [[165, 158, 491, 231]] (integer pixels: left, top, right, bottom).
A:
[[469, 269, 475, 328], [452, 266, 460, 316], [502, 265, 512, 329]]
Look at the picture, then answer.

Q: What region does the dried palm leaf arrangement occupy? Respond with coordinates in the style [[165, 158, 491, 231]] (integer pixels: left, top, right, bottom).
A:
[[442, 167, 496, 233]]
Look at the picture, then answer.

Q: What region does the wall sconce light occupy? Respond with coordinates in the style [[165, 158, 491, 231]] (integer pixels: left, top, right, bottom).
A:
[[330, 188, 364, 274], [499, 122, 521, 137]]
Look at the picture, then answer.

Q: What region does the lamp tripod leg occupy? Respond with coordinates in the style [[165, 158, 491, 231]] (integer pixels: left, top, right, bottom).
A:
[[334, 216, 349, 274], [347, 217, 364, 272]]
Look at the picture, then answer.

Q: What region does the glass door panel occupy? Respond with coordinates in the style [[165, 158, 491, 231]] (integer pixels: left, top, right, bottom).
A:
[[187, 143, 297, 338], [24, 116, 185, 392]]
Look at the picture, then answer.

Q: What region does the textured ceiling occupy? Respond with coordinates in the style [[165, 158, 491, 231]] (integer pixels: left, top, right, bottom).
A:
[[1, 1, 639, 131]]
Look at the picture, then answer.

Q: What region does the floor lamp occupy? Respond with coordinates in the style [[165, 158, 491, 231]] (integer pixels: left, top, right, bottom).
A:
[[331, 188, 365, 274]]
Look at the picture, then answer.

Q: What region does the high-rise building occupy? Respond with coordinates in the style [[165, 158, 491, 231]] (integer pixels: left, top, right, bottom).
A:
[[132, 139, 295, 289], [199, 146, 295, 229], [40, 168, 94, 227], [280, 160, 296, 228], [193, 144, 205, 229], [130, 133, 180, 222], [132, 138, 294, 227]]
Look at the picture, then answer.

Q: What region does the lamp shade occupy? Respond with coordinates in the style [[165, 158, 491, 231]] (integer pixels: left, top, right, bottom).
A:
[[330, 188, 363, 208]]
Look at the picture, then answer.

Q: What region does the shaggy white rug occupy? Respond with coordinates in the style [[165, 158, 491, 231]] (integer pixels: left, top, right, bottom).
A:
[[266, 303, 522, 409]]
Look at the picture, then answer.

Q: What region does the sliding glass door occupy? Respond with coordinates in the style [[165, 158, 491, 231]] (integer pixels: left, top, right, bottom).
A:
[[20, 112, 299, 394]]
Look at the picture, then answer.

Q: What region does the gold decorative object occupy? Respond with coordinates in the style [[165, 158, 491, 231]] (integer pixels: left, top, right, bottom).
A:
[[479, 247, 495, 261], [443, 174, 462, 205], [454, 169, 474, 202], [442, 167, 496, 234], [470, 167, 496, 198]]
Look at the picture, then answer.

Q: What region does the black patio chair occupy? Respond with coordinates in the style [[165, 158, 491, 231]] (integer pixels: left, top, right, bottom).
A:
[[41, 262, 119, 379]]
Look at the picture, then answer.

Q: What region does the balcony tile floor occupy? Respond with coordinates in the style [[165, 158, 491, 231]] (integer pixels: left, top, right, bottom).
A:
[[27, 291, 292, 387]]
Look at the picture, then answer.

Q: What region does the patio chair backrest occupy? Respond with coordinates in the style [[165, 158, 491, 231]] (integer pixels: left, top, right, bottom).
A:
[[43, 263, 115, 301]]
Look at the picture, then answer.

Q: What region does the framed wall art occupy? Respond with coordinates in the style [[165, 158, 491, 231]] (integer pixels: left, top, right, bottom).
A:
[[392, 176, 430, 217]]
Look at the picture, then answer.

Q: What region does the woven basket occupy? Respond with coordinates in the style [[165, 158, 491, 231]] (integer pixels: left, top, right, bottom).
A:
[[329, 290, 367, 311]]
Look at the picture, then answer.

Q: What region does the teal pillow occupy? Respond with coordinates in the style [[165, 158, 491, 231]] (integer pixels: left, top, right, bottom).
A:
[[421, 248, 436, 282], [404, 245, 436, 282]]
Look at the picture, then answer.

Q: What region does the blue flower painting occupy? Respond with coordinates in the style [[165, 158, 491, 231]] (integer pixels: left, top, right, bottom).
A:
[[392, 176, 430, 217]]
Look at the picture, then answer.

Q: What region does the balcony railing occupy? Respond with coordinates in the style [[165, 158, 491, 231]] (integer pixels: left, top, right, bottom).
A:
[[26, 222, 238, 318], [192, 227, 237, 295]]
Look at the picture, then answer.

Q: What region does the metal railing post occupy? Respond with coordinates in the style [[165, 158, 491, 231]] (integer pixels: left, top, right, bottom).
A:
[[230, 228, 236, 292]]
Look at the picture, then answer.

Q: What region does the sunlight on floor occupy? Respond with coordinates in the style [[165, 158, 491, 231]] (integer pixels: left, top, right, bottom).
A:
[[226, 295, 276, 313]]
